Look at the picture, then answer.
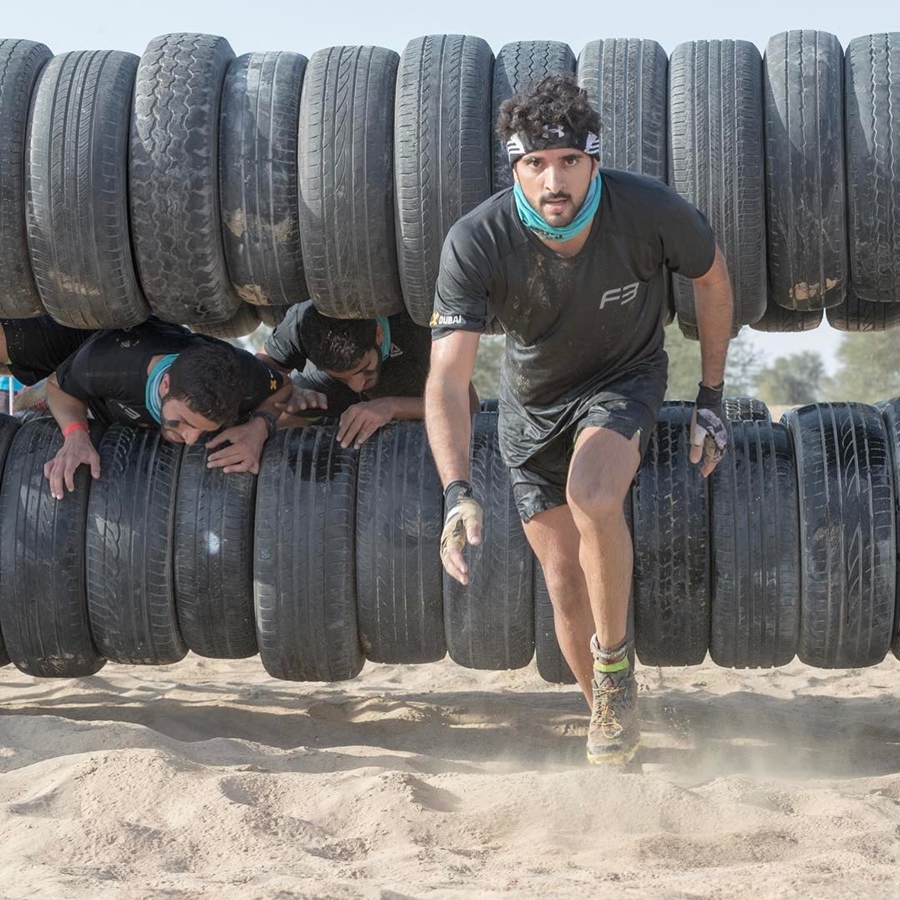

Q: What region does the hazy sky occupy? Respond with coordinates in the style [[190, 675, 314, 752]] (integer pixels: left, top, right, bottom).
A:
[[7, 0, 894, 372]]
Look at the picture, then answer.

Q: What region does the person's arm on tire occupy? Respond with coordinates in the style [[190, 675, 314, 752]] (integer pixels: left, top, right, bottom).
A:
[[43, 373, 100, 499], [691, 245, 734, 477], [426, 331, 481, 584]]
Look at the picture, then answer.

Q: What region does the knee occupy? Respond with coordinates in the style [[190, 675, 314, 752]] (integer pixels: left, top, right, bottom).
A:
[[566, 478, 625, 526], [541, 564, 586, 618]]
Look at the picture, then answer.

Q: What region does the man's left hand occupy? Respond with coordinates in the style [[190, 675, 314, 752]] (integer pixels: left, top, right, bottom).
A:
[[206, 419, 268, 474], [338, 399, 394, 449], [690, 382, 729, 478]]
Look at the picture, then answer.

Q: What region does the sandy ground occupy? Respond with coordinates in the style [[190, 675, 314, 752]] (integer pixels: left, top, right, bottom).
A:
[[2, 652, 900, 899]]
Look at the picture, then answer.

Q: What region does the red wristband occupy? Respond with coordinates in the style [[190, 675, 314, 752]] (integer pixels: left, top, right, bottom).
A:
[[62, 422, 89, 438]]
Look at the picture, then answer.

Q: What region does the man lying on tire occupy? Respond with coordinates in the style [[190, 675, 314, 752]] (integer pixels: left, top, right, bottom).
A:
[[0, 315, 94, 386], [425, 74, 734, 767], [259, 301, 476, 449], [43, 318, 291, 500]]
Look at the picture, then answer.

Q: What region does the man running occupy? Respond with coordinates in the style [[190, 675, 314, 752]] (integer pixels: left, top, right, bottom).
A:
[[44, 318, 290, 499], [260, 300, 475, 449], [425, 75, 733, 766]]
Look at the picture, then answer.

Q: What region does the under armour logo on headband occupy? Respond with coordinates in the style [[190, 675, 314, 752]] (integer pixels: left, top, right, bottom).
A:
[[507, 127, 601, 166]]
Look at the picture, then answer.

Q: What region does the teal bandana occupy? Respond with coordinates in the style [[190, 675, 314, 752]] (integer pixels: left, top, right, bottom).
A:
[[145, 354, 179, 424], [375, 316, 392, 361], [513, 173, 602, 242]]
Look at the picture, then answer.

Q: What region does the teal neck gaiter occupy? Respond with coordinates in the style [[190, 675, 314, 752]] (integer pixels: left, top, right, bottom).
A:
[[375, 316, 392, 361], [145, 354, 179, 424], [513, 173, 602, 242]]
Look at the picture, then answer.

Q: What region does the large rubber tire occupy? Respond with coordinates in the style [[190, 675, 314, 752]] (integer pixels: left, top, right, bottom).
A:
[[576, 39, 668, 181], [131, 33, 240, 325], [220, 51, 308, 308], [827, 289, 900, 332], [785, 403, 895, 667], [632, 402, 710, 665], [491, 41, 576, 193], [710, 420, 799, 668], [533, 497, 635, 685], [356, 422, 445, 663], [444, 413, 534, 669], [723, 397, 770, 423], [0, 418, 105, 677], [174, 443, 257, 659], [0, 40, 52, 318], [27, 50, 149, 330], [257, 303, 291, 328], [669, 40, 767, 329], [764, 31, 846, 312], [254, 426, 363, 681], [750, 294, 824, 332], [191, 302, 260, 339], [878, 399, 900, 658], [86, 425, 186, 665], [845, 34, 900, 303], [395, 35, 493, 326], [0, 414, 22, 668], [298, 46, 403, 320]]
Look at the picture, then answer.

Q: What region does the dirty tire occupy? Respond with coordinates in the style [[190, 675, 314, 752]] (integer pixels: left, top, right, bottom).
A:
[[356, 422, 445, 663], [669, 40, 767, 329], [299, 46, 403, 319], [632, 402, 710, 665], [491, 41, 576, 193], [877, 400, 900, 658], [0, 414, 22, 667], [191, 302, 260, 339], [845, 34, 900, 302], [254, 427, 363, 681], [444, 413, 534, 669], [764, 31, 846, 311], [27, 50, 149, 329], [131, 33, 240, 324], [220, 51, 308, 308], [0, 39, 52, 317], [480, 397, 499, 413], [257, 303, 292, 328], [174, 443, 257, 658], [710, 420, 799, 667], [723, 397, 770, 422], [577, 39, 668, 180], [86, 425, 186, 664], [395, 35, 493, 325], [785, 403, 895, 667], [750, 294, 824, 332], [827, 289, 900, 332], [0, 418, 105, 676]]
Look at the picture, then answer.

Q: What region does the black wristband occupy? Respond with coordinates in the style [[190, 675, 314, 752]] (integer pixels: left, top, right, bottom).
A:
[[696, 382, 724, 407], [248, 410, 277, 439], [444, 479, 473, 511]]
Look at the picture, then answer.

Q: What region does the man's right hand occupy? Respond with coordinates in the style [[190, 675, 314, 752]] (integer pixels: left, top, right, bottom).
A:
[[43, 429, 101, 500], [273, 385, 328, 420], [440, 480, 483, 585]]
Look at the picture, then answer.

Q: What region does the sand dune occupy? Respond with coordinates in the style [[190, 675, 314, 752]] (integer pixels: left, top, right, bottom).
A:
[[1, 654, 900, 898]]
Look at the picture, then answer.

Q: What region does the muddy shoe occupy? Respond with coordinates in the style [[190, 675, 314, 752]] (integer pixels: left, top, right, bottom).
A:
[[586, 655, 639, 766]]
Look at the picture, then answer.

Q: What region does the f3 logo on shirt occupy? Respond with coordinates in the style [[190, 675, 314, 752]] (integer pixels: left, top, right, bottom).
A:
[[599, 282, 640, 310]]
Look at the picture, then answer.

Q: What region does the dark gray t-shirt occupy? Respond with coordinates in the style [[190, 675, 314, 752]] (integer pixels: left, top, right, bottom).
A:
[[432, 169, 716, 465], [264, 301, 432, 415]]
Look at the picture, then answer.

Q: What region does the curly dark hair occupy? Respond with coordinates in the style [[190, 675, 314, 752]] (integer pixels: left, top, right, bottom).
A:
[[496, 73, 601, 144], [166, 342, 244, 425], [298, 307, 377, 371]]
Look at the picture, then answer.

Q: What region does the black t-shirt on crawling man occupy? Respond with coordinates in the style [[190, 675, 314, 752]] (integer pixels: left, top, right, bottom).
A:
[[0, 316, 94, 386], [54, 318, 284, 427], [264, 301, 432, 415], [432, 169, 717, 466]]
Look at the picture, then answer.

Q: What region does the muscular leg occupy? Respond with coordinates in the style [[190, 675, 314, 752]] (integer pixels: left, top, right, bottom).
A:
[[522, 507, 595, 707], [566, 427, 641, 650]]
